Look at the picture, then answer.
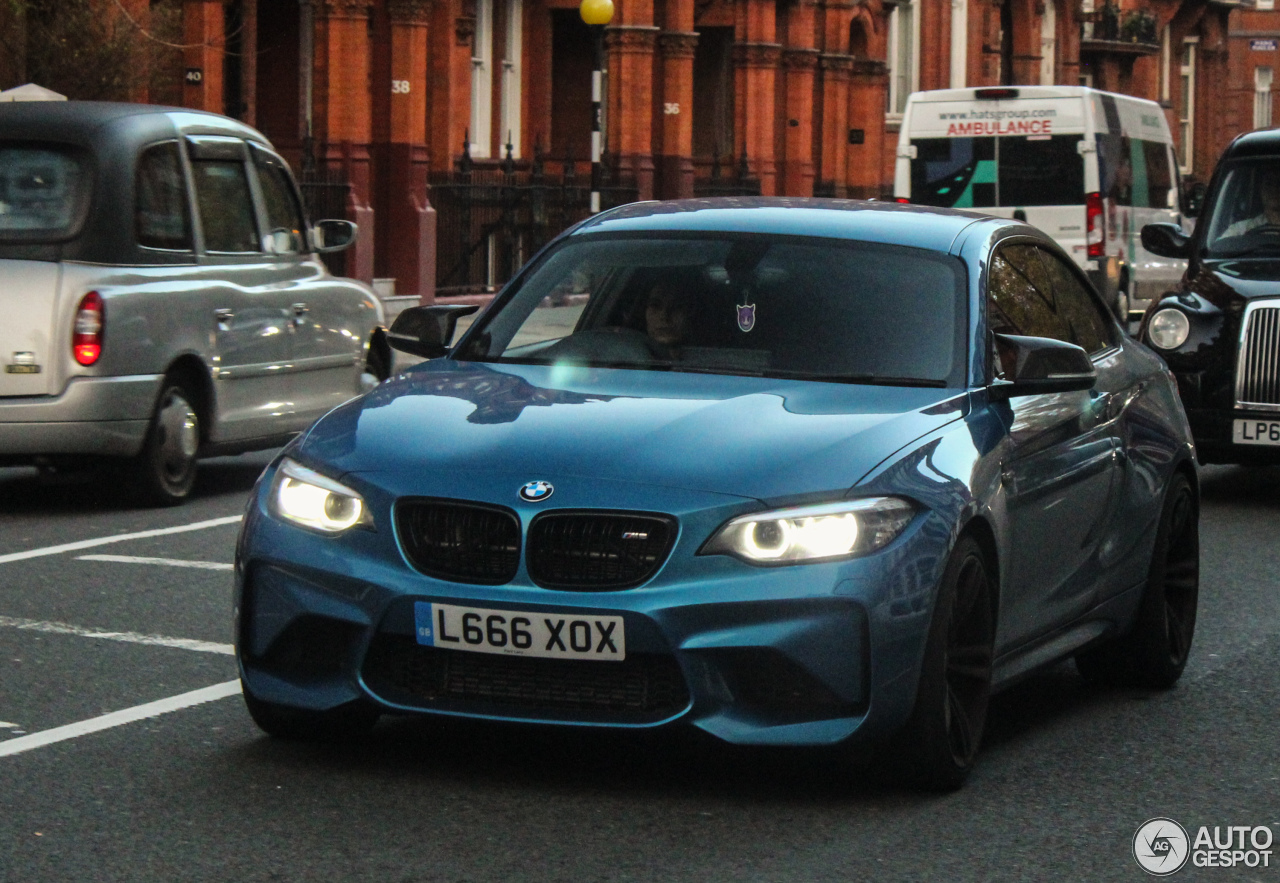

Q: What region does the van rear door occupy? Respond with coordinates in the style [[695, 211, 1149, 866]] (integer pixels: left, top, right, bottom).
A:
[[0, 260, 63, 397]]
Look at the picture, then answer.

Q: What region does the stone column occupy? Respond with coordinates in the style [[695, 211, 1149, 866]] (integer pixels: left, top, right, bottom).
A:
[[780, 47, 819, 196], [734, 41, 782, 195], [183, 0, 227, 113], [847, 57, 888, 198], [817, 52, 852, 196], [606, 24, 660, 201], [656, 30, 699, 199], [314, 0, 376, 283], [387, 0, 437, 302]]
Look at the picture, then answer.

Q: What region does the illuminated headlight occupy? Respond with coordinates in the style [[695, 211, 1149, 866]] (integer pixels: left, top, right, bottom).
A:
[[701, 497, 916, 565], [1148, 307, 1190, 350], [270, 458, 371, 533]]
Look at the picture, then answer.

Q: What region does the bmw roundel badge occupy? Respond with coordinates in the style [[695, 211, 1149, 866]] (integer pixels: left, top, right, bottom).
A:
[[519, 480, 554, 502]]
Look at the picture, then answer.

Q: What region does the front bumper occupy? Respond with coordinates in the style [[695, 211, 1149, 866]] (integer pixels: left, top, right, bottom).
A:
[[0, 374, 161, 459], [1186, 406, 1280, 465], [235, 470, 951, 748]]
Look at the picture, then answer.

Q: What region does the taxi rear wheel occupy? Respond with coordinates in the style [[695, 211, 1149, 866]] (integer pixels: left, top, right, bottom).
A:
[[889, 535, 995, 791], [130, 380, 200, 506], [242, 685, 380, 742], [1075, 472, 1198, 688]]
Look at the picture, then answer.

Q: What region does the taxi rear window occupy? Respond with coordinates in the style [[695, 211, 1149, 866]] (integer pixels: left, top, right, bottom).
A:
[[0, 145, 90, 242]]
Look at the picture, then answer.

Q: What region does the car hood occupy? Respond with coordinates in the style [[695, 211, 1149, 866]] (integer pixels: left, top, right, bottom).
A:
[[296, 360, 968, 501], [1196, 259, 1280, 303]]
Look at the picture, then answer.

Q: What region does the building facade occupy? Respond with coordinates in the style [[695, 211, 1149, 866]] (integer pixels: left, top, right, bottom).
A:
[[122, 0, 1254, 297]]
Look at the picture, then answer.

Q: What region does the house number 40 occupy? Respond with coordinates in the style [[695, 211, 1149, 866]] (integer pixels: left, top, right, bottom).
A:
[[392, 80, 411, 93]]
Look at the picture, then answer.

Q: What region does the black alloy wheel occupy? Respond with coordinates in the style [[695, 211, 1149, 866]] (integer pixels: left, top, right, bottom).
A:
[[890, 535, 996, 791], [1076, 472, 1199, 688], [130, 380, 200, 506]]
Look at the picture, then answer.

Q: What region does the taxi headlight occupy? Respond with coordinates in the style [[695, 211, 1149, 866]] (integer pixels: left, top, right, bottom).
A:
[[701, 497, 916, 565], [271, 457, 371, 533], [1148, 307, 1191, 350]]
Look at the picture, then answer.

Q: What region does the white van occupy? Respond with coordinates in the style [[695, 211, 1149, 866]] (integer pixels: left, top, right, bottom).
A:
[[894, 86, 1185, 320]]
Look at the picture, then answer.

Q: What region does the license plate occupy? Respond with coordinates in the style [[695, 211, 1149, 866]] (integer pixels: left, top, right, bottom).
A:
[[1233, 418, 1280, 446], [413, 601, 626, 661]]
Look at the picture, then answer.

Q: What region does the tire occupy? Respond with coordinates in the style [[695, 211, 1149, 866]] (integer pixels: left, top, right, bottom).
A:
[[130, 380, 200, 506], [889, 535, 996, 791], [242, 685, 380, 742], [360, 337, 390, 393], [1076, 472, 1199, 689]]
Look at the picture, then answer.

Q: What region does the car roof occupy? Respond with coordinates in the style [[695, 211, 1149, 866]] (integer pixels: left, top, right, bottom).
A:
[[571, 197, 1005, 254], [1223, 127, 1280, 160], [0, 100, 266, 148]]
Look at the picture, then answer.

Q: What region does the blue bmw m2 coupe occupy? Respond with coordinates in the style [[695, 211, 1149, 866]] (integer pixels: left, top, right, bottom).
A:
[[234, 199, 1199, 789]]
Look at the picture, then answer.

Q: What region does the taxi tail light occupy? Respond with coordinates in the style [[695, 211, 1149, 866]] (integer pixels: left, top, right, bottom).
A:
[[1086, 192, 1105, 259], [72, 291, 104, 366], [895, 197, 911, 204]]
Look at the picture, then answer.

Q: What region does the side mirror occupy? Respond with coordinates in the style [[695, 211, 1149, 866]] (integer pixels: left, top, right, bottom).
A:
[[1180, 182, 1207, 219], [311, 219, 358, 254], [386, 304, 480, 359], [989, 333, 1096, 399], [1140, 222, 1193, 259]]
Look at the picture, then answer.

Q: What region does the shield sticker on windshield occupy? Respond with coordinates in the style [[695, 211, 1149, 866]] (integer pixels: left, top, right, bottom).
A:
[[736, 303, 756, 332]]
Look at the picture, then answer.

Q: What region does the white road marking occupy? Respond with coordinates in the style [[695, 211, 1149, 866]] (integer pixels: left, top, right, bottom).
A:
[[0, 515, 242, 566], [0, 616, 234, 655], [0, 680, 242, 758], [0, 722, 18, 728], [77, 554, 234, 571]]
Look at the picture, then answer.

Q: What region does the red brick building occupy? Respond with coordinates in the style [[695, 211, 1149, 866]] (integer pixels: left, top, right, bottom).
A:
[[154, 0, 1249, 298]]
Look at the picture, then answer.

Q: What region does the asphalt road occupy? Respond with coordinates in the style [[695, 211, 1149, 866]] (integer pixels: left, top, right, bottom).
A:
[[0, 456, 1277, 882]]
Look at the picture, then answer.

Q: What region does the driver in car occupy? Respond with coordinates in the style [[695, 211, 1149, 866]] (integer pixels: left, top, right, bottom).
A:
[[1221, 166, 1280, 238], [643, 275, 695, 359]]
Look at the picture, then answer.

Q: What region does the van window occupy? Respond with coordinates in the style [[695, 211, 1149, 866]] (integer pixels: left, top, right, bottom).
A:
[[911, 135, 1084, 208], [0, 145, 89, 241], [135, 143, 192, 251], [1097, 135, 1175, 210], [1142, 140, 1174, 209]]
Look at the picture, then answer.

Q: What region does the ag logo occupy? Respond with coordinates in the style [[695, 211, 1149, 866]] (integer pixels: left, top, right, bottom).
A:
[[518, 480, 554, 503], [1133, 818, 1190, 876]]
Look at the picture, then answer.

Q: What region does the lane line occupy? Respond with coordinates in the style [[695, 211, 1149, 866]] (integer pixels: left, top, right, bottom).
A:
[[0, 515, 242, 566], [0, 680, 242, 758], [77, 554, 234, 571], [0, 616, 234, 655]]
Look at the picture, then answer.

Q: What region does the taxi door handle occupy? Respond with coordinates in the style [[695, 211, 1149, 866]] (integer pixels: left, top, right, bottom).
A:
[[214, 308, 234, 329], [291, 303, 309, 326]]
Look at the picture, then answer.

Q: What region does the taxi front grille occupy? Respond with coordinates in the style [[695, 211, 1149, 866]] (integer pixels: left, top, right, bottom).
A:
[[396, 500, 520, 584], [527, 512, 676, 590], [362, 635, 689, 722], [1238, 305, 1280, 407]]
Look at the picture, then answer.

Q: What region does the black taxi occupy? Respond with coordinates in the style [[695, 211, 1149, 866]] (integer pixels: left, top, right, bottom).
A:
[[1140, 128, 1280, 464]]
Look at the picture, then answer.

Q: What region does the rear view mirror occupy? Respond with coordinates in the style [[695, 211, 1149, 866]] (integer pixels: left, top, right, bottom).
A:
[[387, 304, 480, 359], [989, 333, 1096, 399], [311, 219, 358, 253], [1141, 222, 1193, 259]]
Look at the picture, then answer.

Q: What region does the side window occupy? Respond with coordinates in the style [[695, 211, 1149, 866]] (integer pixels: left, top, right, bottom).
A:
[[1036, 248, 1116, 354], [190, 157, 258, 253], [251, 146, 306, 255], [1142, 140, 1174, 210], [987, 244, 1069, 343], [135, 143, 192, 251]]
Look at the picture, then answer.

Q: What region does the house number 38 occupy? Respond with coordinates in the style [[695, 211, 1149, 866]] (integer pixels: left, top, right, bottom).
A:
[[392, 80, 411, 93]]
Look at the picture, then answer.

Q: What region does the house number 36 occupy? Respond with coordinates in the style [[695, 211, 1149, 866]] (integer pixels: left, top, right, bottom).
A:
[[392, 80, 411, 93], [663, 102, 680, 115]]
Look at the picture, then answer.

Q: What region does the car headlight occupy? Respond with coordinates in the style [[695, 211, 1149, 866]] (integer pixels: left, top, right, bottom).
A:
[[270, 457, 371, 533], [701, 497, 916, 565], [1148, 307, 1190, 350]]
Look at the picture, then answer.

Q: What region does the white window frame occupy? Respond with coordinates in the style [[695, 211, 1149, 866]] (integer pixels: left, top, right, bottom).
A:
[[1257, 66, 1274, 130], [1040, 0, 1056, 85], [1178, 37, 1197, 174], [1159, 26, 1171, 103], [886, 0, 920, 121], [1258, 0, 1275, 11], [498, 0, 523, 158], [949, 0, 967, 88], [469, 0, 494, 158]]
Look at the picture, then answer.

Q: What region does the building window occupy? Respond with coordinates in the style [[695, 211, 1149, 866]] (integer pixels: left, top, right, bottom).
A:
[[1258, 67, 1275, 130], [887, 0, 919, 118], [1159, 26, 1171, 103], [470, 0, 524, 159], [499, 0, 523, 158], [1178, 38, 1197, 174], [470, 0, 494, 158], [1040, 0, 1056, 85], [1258, 0, 1275, 11]]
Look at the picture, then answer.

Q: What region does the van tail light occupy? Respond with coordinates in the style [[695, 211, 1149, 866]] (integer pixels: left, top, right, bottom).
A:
[[72, 291, 104, 366], [1085, 192, 1105, 259], [895, 197, 911, 204]]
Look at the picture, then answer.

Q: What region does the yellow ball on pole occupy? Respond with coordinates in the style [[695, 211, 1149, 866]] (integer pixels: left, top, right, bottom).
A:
[[579, 0, 614, 26]]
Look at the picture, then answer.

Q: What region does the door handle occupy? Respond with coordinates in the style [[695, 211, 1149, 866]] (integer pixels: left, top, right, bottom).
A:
[[214, 308, 234, 329]]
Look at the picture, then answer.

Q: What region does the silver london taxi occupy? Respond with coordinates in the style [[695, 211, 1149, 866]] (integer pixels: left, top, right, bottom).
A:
[[0, 101, 389, 503]]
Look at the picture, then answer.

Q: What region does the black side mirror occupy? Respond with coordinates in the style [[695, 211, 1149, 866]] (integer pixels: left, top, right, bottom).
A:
[[311, 219, 358, 253], [1180, 182, 1207, 219], [387, 304, 480, 359], [989, 333, 1096, 399], [1140, 222, 1193, 259]]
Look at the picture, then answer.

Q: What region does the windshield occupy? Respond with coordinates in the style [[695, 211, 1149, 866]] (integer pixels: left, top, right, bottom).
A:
[[910, 135, 1084, 208], [1203, 161, 1280, 258], [0, 145, 90, 241], [455, 235, 967, 387]]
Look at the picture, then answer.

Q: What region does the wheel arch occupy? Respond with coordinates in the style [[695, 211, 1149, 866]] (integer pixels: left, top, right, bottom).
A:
[[957, 513, 1001, 629], [160, 354, 215, 444], [365, 327, 391, 380]]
